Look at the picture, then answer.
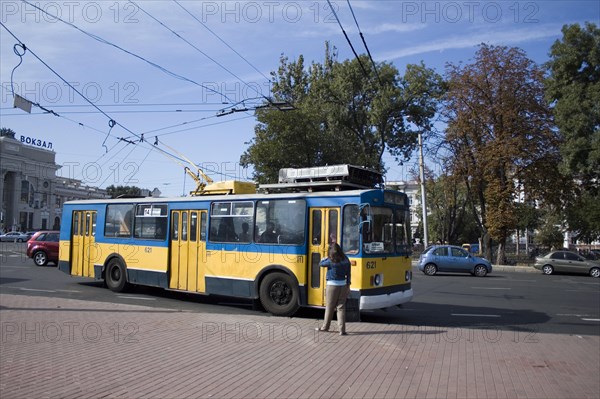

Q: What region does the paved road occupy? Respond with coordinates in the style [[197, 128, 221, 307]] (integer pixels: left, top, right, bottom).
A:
[[2, 242, 599, 336], [1, 242, 599, 398]]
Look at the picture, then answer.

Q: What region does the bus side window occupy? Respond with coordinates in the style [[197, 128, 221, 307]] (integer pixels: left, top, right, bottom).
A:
[[342, 205, 359, 254], [312, 210, 322, 245], [200, 212, 207, 241], [190, 212, 197, 242], [172, 213, 179, 241]]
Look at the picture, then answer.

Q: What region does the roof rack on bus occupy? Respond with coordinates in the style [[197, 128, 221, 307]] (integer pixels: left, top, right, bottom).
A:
[[196, 180, 256, 195], [259, 164, 383, 193], [115, 194, 146, 199]]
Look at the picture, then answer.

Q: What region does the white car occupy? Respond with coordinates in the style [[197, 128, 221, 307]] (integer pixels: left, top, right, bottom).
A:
[[0, 231, 31, 242]]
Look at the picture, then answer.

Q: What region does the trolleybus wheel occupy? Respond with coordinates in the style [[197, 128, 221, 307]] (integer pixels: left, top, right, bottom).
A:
[[259, 272, 299, 316], [105, 258, 128, 292]]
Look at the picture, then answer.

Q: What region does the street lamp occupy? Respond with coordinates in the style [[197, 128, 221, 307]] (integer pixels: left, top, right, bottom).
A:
[[418, 131, 428, 247]]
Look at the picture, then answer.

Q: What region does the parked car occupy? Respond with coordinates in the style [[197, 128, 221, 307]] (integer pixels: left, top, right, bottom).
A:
[[418, 245, 492, 277], [0, 231, 30, 242], [26, 231, 60, 266], [534, 250, 600, 278], [583, 251, 600, 261], [25, 231, 39, 240]]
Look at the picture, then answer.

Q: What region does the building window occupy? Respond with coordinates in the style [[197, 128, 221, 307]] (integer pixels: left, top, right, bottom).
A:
[[20, 180, 33, 205]]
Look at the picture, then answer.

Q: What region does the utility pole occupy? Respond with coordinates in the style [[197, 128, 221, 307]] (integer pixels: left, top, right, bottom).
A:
[[418, 131, 428, 247]]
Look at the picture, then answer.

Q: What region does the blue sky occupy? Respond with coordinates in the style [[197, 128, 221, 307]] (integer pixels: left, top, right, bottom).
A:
[[1, 0, 598, 197]]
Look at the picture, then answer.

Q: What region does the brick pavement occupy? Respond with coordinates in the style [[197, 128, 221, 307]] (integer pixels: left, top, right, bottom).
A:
[[1, 293, 598, 399]]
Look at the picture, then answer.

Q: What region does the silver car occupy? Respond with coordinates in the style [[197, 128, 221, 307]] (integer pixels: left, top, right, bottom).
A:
[[0, 231, 31, 242], [534, 251, 600, 278]]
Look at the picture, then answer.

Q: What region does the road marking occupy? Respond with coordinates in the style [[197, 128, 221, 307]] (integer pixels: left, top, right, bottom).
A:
[[451, 313, 501, 318], [471, 287, 511, 290], [117, 295, 156, 301], [557, 313, 591, 317], [18, 288, 56, 293], [55, 289, 82, 293], [581, 318, 600, 322], [509, 279, 537, 282]]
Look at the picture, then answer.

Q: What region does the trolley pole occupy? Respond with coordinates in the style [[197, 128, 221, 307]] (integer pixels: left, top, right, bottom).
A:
[[418, 131, 428, 247]]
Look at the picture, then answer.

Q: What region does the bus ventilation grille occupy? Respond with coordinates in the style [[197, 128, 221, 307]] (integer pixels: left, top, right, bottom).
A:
[[259, 165, 383, 193]]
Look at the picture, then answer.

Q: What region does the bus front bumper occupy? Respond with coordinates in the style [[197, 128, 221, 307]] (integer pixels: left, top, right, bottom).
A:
[[359, 288, 413, 310]]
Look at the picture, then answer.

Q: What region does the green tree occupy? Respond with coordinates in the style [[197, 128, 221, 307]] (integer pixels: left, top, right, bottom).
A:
[[444, 44, 561, 263], [545, 23, 600, 243], [535, 212, 564, 250], [426, 172, 478, 245], [514, 202, 541, 252], [241, 44, 444, 183], [545, 22, 600, 187], [1, 127, 17, 138], [565, 191, 600, 243]]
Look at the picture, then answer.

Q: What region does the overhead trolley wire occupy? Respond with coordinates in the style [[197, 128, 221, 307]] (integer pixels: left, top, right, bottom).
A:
[[19, 0, 236, 104], [346, 0, 382, 85], [131, 1, 264, 100], [1, 20, 197, 170], [325, 0, 370, 78], [172, 0, 271, 83]]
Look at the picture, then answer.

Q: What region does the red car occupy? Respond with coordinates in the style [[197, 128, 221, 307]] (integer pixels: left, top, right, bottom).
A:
[[26, 231, 60, 266]]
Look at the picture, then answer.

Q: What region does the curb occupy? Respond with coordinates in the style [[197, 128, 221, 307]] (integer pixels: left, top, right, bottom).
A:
[[411, 262, 539, 274]]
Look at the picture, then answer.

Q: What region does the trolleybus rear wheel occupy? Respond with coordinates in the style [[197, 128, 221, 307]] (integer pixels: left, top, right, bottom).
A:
[[259, 272, 299, 316]]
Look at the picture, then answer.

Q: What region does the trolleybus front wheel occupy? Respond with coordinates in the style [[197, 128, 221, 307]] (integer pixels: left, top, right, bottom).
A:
[[105, 258, 128, 292], [259, 272, 299, 316]]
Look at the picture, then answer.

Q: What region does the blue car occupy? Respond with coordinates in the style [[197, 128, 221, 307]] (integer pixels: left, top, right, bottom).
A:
[[418, 245, 492, 277]]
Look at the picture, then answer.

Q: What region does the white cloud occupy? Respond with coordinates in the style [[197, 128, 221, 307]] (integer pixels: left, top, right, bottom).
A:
[[378, 23, 564, 61]]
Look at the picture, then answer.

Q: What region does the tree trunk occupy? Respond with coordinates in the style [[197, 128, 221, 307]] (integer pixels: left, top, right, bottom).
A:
[[483, 232, 492, 261], [496, 240, 506, 265]]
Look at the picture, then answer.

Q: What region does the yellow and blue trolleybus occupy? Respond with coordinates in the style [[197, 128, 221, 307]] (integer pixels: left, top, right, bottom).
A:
[[58, 165, 413, 316]]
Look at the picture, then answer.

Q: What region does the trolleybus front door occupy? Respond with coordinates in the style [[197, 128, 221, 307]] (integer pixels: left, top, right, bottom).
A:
[[307, 208, 340, 307], [71, 210, 97, 278], [169, 210, 207, 292]]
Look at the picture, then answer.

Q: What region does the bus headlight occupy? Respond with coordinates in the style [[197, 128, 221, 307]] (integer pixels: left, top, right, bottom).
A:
[[405, 271, 412, 281], [370, 274, 383, 287]]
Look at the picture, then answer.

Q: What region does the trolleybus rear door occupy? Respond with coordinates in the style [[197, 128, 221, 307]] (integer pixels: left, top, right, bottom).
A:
[[70, 210, 97, 278], [307, 208, 340, 306]]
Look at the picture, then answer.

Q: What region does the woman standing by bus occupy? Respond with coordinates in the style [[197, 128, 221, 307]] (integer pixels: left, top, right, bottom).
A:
[[316, 243, 351, 335]]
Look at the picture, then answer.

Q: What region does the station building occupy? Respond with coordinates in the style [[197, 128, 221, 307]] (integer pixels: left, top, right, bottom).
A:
[[1, 129, 109, 233]]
